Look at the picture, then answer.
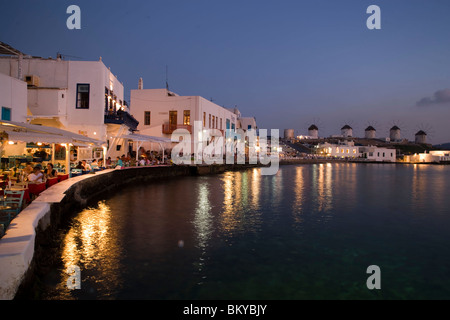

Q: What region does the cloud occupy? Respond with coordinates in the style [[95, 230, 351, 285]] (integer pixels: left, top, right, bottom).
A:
[[417, 89, 450, 107]]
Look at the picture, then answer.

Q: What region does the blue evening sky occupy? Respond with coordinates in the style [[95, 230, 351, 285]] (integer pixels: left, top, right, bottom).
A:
[[1, 0, 450, 143]]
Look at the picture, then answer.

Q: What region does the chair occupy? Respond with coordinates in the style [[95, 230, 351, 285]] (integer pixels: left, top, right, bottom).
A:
[[3, 189, 25, 217], [58, 174, 69, 182], [46, 177, 59, 188], [28, 182, 46, 198]]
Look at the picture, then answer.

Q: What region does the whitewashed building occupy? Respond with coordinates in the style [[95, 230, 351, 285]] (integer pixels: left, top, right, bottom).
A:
[[0, 72, 27, 123], [0, 50, 138, 159], [130, 86, 256, 154], [317, 141, 360, 158], [317, 141, 397, 162], [359, 146, 396, 162], [405, 150, 450, 163]]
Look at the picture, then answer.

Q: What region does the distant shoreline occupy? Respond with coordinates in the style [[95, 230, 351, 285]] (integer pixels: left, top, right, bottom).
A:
[[279, 158, 450, 165]]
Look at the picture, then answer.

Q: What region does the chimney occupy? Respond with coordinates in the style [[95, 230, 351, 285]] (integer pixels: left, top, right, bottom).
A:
[[138, 77, 143, 90]]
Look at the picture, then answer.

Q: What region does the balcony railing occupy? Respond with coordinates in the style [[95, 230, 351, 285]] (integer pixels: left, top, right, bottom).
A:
[[162, 124, 192, 134], [105, 111, 139, 131]]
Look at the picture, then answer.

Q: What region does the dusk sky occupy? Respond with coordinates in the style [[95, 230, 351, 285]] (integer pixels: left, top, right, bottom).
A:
[[1, 0, 450, 143]]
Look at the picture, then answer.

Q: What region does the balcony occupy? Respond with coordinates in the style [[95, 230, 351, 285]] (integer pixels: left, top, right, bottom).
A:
[[105, 110, 139, 131], [162, 124, 192, 134]]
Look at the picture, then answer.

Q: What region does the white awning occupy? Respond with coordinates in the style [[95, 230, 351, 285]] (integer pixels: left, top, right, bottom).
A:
[[4, 131, 69, 144], [0, 120, 104, 146], [120, 133, 174, 144]]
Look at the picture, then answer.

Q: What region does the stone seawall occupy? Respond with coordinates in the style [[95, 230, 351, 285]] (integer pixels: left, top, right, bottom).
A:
[[0, 163, 266, 299], [0, 166, 193, 300]]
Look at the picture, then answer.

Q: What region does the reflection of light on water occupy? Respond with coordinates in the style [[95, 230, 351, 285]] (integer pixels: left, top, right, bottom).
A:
[[220, 170, 262, 235], [313, 163, 333, 213], [193, 182, 213, 279], [251, 168, 260, 209], [221, 172, 240, 233], [194, 182, 212, 250], [292, 166, 304, 224], [271, 170, 283, 207], [60, 200, 122, 297]]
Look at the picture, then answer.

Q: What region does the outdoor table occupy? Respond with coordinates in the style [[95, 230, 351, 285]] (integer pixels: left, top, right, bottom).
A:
[[8, 186, 31, 204]]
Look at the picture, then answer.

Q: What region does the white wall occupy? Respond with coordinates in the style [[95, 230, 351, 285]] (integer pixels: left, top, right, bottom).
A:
[[362, 146, 396, 162], [0, 72, 27, 122], [1, 57, 125, 143], [130, 88, 237, 138], [239, 117, 257, 131]]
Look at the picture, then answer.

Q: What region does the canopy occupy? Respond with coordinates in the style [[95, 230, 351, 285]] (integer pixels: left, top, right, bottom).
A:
[[0, 120, 104, 146], [120, 133, 173, 144], [120, 133, 174, 161], [4, 131, 69, 144]]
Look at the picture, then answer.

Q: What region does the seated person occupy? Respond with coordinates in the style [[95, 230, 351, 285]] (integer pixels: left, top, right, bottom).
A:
[[75, 161, 84, 169], [28, 166, 44, 183], [116, 156, 123, 168], [44, 163, 57, 178], [90, 159, 99, 170], [24, 162, 34, 175], [82, 160, 92, 171]]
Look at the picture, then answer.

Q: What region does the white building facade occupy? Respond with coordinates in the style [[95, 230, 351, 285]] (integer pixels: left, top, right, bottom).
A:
[[359, 146, 396, 162], [317, 141, 397, 162], [0, 72, 27, 123], [405, 150, 450, 163], [130, 87, 257, 155], [0, 55, 139, 159]]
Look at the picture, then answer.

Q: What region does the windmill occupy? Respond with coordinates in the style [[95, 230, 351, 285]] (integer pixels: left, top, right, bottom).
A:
[[388, 120, 407, 142], [413, 123, 435, 144], [340, 119, 359, 138], [302, 117, 325, 139]]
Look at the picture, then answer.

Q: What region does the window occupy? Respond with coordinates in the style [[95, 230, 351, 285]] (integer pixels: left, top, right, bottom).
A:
[[203, 112, 206, 127], [1, 107, 11, 121], [248, 125, 252, 130], [169, 111, 177, 126], [216, 117, 218, 129], [76, 84, 90, 109], [183, 110, 190, 125], [209, 114, 211, 128], [220, 118, 223, 130], [144, 111, 151, 126]]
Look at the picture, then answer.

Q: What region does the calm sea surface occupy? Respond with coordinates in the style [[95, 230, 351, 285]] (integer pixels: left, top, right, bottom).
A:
[[35, 163, 450, 299]]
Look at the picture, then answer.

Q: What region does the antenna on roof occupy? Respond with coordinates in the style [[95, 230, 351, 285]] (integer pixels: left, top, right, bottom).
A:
[[165, 65, 169, 91]]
